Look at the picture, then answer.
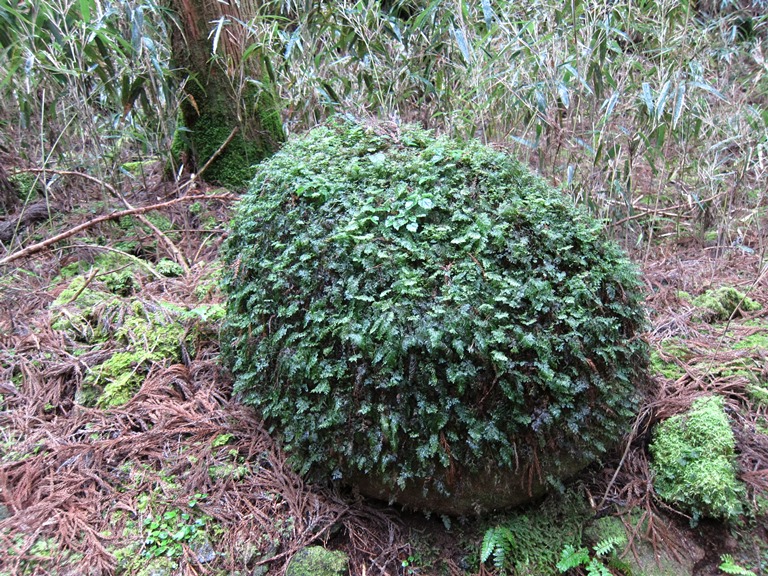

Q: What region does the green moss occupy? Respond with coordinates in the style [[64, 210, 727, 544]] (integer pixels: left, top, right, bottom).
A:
[[650, 395, 745, 523], [692, 287, 761, 322], [187, 114, 265, 188], [58, 290, 223, 408], [0, 533, 82, 576], [734, 325, 768, 351], [285, 546, 348, 576], [93, 351, 150, 407], [194, 265, 223, 301], [121, 159, 158, 175], [175, 73, 284, 189], [255, 79, 285, 148], [747, 383, 768, 411], [51, 277, 116, 340], [104, 268, 136, 296], [650, 349, 685, 380], [52, 276, 109, 309], [156, 258, 184, 277], [8, 172, 40, 202], [51, 275, 206, 407]]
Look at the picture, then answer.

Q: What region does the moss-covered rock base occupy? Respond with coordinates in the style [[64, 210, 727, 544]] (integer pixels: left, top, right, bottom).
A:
[[285, 547, 348, 576]]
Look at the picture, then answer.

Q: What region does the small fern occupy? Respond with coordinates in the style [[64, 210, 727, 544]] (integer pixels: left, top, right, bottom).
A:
[[557, 536, 626, 575], [556, 544, 591, 572], [481, 526, 515, 569], [594, 535, 625, 557], [719, 554, 756, 576]]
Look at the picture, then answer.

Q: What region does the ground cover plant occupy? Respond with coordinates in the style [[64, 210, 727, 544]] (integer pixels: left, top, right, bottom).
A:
[[650, 395, 745, 523], [222, 119, 649, 515], [0, 0, 767, 574]]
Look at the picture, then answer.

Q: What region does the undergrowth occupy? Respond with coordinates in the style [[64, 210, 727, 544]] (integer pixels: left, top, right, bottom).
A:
[[479, 491, 590, 574], [50, 259, 224, 407]]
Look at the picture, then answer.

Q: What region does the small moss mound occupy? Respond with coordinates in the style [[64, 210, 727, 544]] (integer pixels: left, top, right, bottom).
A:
[[51, 267, 223, 408], [692, 286, 760, 321], [650, 395, 745, 523], [222, 120, 649, 514]]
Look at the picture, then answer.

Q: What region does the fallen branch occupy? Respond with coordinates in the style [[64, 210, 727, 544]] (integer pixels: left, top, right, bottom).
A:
[[19, 168, 194, 274], [0, 193, 235, 266]]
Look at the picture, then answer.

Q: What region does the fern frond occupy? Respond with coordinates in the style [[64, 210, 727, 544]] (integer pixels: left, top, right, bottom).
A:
[[479, 527, 497, 564], [719, 554, 756, 576], [481, 526, 515, 570], [594, 534, 626, 557], [556, 544, 591, 572], [586, 559, 614, 576]]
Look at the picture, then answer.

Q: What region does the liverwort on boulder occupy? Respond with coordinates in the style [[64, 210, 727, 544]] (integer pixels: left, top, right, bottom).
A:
[[222, 119, 649, 515]]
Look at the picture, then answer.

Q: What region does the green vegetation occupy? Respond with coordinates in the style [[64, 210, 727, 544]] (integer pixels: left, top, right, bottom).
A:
[[734, 322, 768, 352], [556, 535, 627, 576], [7, 172, 40, 203], [1, 0, 767, 574], [223, 120, 648, 512], [285, 547, 349, 576], [0, 534, 83, 576], [691, 287, 761, 322], [650, 395, 745, 523], [50, 263, 223, 407], [142, 507, 208, 560], [719, 554, 757, 576], [480, 491, 590, 574]]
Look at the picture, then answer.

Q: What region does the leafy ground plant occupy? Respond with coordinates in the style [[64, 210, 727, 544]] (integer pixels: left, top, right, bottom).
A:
[[556, 535, 627, 576]]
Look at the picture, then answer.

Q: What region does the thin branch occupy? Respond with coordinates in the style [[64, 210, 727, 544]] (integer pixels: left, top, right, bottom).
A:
[[19, 168, 194, 273], [167, 127, 240, 198], [0, 194, 235, 266]]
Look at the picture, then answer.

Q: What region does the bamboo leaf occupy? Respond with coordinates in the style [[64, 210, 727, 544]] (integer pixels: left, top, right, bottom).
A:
[[672, 81, 686, 129], [602, 92, 619, 119], [209, 17, 226, 55], [655, 79, 671, 121], [481, 0, 495, 30], [641, 82, 654, 116], [452, 25, 471, 63], [689, 80, 726, 101]]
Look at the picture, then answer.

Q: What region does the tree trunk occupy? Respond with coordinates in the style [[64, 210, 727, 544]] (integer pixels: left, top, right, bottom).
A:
[[168, 0, 284, 188]]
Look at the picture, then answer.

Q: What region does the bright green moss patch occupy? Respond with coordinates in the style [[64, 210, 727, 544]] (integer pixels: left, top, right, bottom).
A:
[[692, 287, 760, 322], [734, 324, 768, 352], [121, 159, 158, 175], [650, 349, 685, 380], [650, 395, 745, 523], [51, 271, 224, 407]]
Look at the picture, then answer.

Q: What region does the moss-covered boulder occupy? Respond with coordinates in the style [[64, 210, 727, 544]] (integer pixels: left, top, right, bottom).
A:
[[222, 120, 649, 515]]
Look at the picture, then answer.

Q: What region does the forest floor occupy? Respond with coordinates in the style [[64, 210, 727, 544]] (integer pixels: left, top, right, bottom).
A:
[[0, 166, 767, 575]]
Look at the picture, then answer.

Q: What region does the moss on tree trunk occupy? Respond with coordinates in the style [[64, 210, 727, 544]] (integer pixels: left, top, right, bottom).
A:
[[169, 0, 284, 188]]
